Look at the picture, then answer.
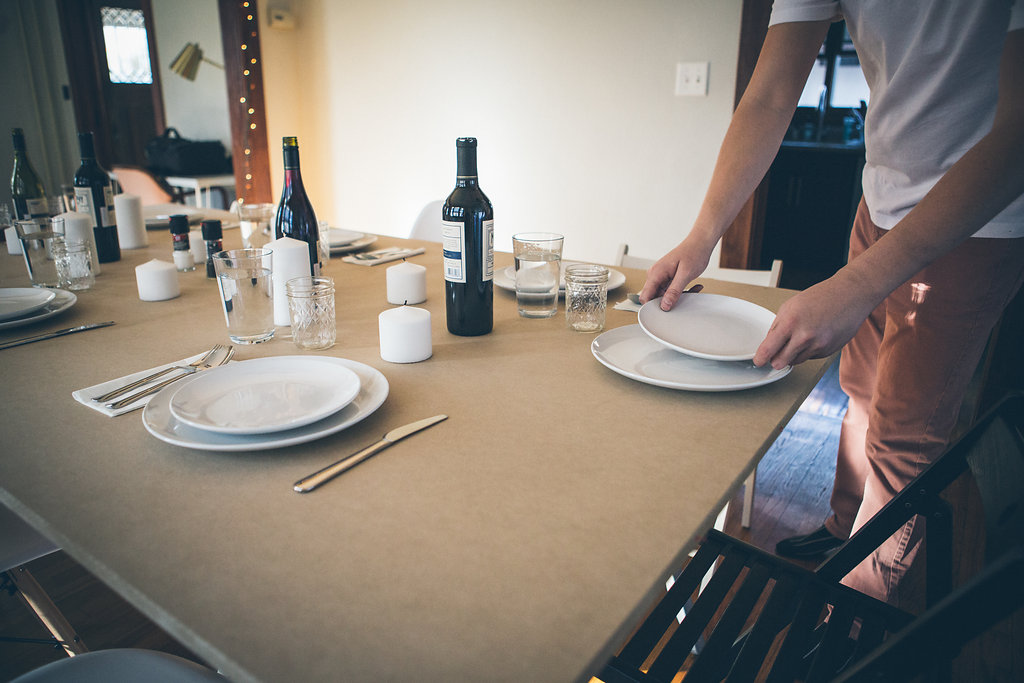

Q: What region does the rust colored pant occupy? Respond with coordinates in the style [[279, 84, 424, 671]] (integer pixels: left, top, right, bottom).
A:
[[823, 199, 1024, 609]]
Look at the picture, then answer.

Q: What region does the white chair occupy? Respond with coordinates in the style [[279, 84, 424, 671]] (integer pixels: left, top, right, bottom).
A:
[[615, 242, 784, 529], [409, 200, 445, 242], [10, 648, 224, 682], [1, 504, 87, 656]]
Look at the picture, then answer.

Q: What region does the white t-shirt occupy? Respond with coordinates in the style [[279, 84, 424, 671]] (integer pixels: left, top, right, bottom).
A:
[[770, 0, 1024, 238]]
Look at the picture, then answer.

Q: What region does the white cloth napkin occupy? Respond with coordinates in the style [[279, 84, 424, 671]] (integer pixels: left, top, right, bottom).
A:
[[72, 352, 207, 417], [613, 298, 641, 312], [342, 247, 425, 266]]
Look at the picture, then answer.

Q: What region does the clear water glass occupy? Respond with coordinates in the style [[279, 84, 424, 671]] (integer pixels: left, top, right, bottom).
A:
[[213, 248, 275, 344], [237, 201, 276, 249], [565, 264, 609, 332], [16, 218, 64, 288], [512, 232, 563, 318], [286, 276, 336, 350]]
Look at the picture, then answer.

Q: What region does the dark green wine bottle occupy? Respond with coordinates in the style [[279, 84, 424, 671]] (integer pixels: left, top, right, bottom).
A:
[[10, 128, 49, 220], [273, 136, 321, 275], [73, 132, 120, 263], [443, 137, 493, 336]]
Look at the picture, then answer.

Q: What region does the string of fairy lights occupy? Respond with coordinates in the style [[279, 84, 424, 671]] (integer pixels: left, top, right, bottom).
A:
[[236, 0, 263, 201]]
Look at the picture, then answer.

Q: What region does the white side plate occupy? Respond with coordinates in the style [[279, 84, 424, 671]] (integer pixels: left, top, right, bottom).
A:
[[493, 261, 627, 294], [0, 289, 76, 330], [638, 294, 775, 361], [0, 288, 57, 321]]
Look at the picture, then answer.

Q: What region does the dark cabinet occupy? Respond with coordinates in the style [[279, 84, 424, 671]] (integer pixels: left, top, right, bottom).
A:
[[760, 142, 864, 290]]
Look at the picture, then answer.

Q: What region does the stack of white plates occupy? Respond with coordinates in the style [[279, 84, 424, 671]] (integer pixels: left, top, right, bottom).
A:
[[0, 287, 77, 330], [591, 294, 791, 392], [493, 261, 627, 296], [143, 356, 389, 450], [327, 228, 377, 254]]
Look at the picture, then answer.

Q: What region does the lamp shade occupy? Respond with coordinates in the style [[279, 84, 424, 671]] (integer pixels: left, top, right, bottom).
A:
[[170, 42, 203, 81]]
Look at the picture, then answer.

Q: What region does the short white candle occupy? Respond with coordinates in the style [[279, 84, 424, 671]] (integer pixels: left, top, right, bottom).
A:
[[56, 211, 100, 274], [265, 236, 311, 326], [4, 226, 23, 255], [386, 260, 427, 305], [135, 259, 180, 301], [189, 229, 206, 264], [378, 306, 432, 363], [114, 193, 148, 249]]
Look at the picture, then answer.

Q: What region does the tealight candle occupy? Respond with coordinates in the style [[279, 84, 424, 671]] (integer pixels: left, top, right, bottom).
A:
[[135, 259, 180, 301], [114, 193, 148, 249], [57, 211, 100, 274], [378, 306, 432, 363], [386, 261, 427, 305], [265, 236, 311, 325]]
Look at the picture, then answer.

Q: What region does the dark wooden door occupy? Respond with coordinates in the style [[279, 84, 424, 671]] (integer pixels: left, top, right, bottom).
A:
[[57, 0, 165, 168]]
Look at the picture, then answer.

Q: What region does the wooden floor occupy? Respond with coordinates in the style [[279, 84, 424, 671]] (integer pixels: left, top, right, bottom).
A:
[[2, 360, 1019, 680]]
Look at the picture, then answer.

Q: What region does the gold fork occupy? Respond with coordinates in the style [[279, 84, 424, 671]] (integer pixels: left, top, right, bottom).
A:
[[94, 344, 229, 403], [106, 346, 235, 410]]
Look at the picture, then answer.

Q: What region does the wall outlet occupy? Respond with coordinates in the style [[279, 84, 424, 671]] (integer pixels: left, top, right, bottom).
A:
[[675, 62, 709, 97]]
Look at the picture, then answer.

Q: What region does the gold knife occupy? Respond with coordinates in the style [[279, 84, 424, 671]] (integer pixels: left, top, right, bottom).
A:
[[293, 414, 448, 493]]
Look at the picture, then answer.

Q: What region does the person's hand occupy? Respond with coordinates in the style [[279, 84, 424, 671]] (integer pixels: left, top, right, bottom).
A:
[[753, 277, 877, 369], [638, 242, 711, 311]]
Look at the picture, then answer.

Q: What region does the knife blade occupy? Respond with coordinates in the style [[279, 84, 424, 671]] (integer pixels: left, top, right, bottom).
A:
[[0, 321, 115, 351], [293, 414, 448, 493]]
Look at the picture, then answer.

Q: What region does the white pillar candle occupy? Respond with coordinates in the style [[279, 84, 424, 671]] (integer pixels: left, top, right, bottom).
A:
[[386, 261, 427, 305], [189, 229, 206, 264], [4, 226, 23, 255], [266, 236, 311, 326], [135, 259, 180, 301], [114, 193, 148, 249], [56, 211, 100, 274], [378, 306, 432, 363]]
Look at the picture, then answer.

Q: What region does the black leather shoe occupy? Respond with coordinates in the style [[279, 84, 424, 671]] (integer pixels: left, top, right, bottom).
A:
[[775, 525, 844, 559]]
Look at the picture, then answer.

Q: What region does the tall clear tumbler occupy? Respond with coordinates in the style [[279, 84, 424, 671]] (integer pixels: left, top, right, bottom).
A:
[[512, 232, 564, 318], [213, 248, 275, 344]]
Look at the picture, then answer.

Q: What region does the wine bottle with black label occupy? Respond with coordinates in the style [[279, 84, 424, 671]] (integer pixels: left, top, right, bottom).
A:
[[10, 128, 49, 220], [443, 137, 494, 336], [73, 132, 120, 262], [273, 136, 321, 275]]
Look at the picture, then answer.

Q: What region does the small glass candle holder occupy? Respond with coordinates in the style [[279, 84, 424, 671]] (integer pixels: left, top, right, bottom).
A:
[[54, 239, 96, 290], [564, 264, 609, 333], [286, 276, 336, 350]]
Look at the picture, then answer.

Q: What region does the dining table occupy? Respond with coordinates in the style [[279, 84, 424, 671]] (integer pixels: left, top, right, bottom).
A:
[[0, 225, 832, 682]]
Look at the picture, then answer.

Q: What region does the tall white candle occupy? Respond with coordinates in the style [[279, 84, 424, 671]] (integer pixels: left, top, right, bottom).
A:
[[266, 236, 311, 326], [4, 226, 23, 255], [114, 193, 148, 248], [378, 306, 432, 363], [57, 211, 101, 274], [386, 261, 427, 305], [135, 259, 180, 301]]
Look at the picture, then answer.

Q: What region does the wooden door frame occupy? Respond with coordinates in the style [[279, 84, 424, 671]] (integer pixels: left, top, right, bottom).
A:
[[720, 0, 773, 269]]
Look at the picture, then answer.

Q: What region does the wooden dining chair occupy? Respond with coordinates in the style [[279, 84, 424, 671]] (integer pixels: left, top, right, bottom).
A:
[[615, 242, 782, 528], [598, 391, 1024, 683], [0, 505, 87, 656]]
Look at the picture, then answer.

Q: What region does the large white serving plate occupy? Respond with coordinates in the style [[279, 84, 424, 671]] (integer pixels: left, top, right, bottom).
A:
[[0, 289, 77, 330], [591, 324, 790, 392], [143, 357, 389, 451], [0, 288, 56, 321], [168, 357, 362, 435], [638, 294, 775, 362], [493, 261, 626, 294]]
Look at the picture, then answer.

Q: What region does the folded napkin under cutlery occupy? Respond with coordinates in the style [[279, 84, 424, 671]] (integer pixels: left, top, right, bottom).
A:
[[73, 352, 209, 417], [341, 246, 426, 266], [614, 298, 642, 312]]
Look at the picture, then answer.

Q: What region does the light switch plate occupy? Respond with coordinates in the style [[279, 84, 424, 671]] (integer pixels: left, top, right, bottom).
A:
[[675, 61, 709, 97]]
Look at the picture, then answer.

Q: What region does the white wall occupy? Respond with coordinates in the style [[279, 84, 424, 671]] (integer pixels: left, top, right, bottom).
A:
[[151, 0, 232, 149], [260, 0, 742, 264]]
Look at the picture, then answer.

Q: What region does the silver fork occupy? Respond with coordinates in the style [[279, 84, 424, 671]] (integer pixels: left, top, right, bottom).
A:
[[94, 344, 228, 403], [106, 346, 235, 410]]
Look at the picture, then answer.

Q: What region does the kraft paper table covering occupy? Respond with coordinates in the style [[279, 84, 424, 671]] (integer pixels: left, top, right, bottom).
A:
[[0, 233, 830, 683]]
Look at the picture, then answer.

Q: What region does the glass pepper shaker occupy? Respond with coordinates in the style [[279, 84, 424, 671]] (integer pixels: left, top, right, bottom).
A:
[[201, 220, 223, 278]]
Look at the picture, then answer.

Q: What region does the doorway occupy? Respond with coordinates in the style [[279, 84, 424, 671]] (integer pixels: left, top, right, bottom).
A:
[[56, 0, 164, 169]]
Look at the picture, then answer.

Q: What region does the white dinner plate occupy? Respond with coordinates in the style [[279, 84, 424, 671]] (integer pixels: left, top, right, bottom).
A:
[[638, 294, 776, 362], [591, 324, 790, 391], [142, 204, 239, 230], [329, 235, 377, 254], [0, 289, 77, 330], [0, 288, 57, 322], [327, 228, 365, 247], [493, 261, 627, 295], [143, 357, 389, 451], [168, 357, 362, 435]]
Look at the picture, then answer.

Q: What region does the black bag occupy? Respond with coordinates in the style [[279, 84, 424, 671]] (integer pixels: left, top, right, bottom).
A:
[[144, 128, 232, 176]]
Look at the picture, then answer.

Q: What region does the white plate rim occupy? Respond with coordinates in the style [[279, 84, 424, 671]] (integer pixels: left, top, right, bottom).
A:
[[638, 294, 776, 362], [143, 357, 389, 451], [493, 261, 627, 294], [591, 324, 790, 392], [0, 288, 57, 321], [168, 357, 363, 435], [327, 228, 366, 247], [329, 235, 377, 254], [0, 289, 77, 330]]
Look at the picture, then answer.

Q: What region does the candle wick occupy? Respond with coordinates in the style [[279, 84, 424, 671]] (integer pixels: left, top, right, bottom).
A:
[[403, 300, 408, 306]]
